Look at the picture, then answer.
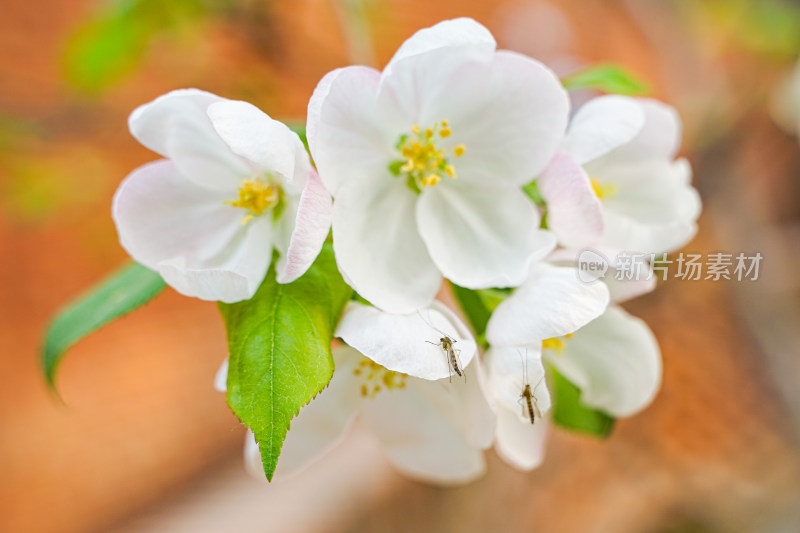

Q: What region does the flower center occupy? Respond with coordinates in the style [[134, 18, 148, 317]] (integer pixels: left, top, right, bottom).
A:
[[590, 178, 617, 201], [542, 333, 573, 355], [226, 178, 282, 225], [353, 358, 408, 398], [389, 121, 465, 193]]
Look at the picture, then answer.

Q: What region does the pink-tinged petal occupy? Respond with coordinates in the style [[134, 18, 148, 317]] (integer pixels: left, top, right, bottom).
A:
[[546, 306, 661, 417], [275, 170, 332, 284], [361, 377, 486, 485], [307, 66, 394, 196], [113, 160, 275, 302], [128, 89, 248, 192], [484, 345, 550, 422], [207, 100, 311, 189], [486, 263, 609, 347], [417, 181, 555, 290], [494, 409, 550, 471], [538, 151, 604, 249], [244, 346, 363, 480], [332, 177, 441, 313], [335, 301, 476, 381], [562, 95, 645, 165]]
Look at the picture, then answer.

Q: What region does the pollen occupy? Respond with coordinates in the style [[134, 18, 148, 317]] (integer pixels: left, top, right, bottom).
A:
[[225, 178, 281, 225], [389, 120, 463, 192], [353, 358, 408, 399], [590, 178, 617, 201], [542, 333, 574, 355]]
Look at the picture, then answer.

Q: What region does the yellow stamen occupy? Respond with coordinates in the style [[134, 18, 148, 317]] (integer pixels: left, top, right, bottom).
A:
[[354, 358, 407, 398], [590, 178, 617, 200], [542, 333, 574, 355], [225, 179, 280, 225], [389, 120, 464, 190]]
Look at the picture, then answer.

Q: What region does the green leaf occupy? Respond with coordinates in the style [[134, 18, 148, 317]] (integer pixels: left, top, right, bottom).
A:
[[562, 64, 651, 96], [449, 284, 510, 346], [62, 0, 211, 92], [548, 364, 615, 437], [451, 283, 492, 339], [219, 244, 352, 481], [42, 262, 166, 387]]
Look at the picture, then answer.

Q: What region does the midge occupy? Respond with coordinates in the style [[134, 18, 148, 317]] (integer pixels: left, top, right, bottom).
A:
[[518, 349, 544, 424], [418, 311, 465, 382]]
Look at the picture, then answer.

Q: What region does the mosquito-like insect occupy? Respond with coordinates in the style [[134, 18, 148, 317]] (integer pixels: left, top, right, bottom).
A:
[[419, 310, 465, 382], [517, 349, 544, 424]]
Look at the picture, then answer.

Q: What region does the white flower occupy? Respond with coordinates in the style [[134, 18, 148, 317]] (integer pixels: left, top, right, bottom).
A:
[[480, 263, 660, 470], [335, 300, 477, 380], [480, 262, 609, 469], [307, 17, 567, 313], [538, 95, 701, 253], [544, 305, 661, 418], [113, 89, 332, 303]]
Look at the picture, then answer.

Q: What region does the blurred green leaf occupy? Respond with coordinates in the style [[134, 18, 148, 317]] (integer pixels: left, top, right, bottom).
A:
[[562, 64, 651, 96], [219, 244, 352, 481], [450, 283, 510, 345], [42, 262, 166, 387], [548, 364, 615, 437], [62, 0, 214, 92]]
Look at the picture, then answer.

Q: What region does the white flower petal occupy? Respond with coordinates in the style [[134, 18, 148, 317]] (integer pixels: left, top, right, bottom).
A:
[[484, 345, 550, 421], [157, 214, 273, 303], [383, 17, 496, 77], [486, 263, 609, 347], [332, 177, 441, 313], [214, 359, 228, 392], [454, 361, 497, 449], [417, 181, 555, 289], [113, 159, 273, 302], [494, 409, 550, 471], [335, 301, 477, 381], [128, 89, 248, 192], [361, 377, 486, 485], [375, 19, 497, 132], [538, 151, 604, 249], [562, 95, 645, 165], [307, 66, 394, 196], [207, 100, 310, 188], [596, 98, 683, 164], [602, 206, 699, 254], [546, 247, 656, 303], [394, 50, 568, 185], [546, 306, 661, 417], [275, 170, 332, 284]]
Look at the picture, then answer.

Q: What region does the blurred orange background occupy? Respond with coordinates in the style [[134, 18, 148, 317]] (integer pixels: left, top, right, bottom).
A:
[[1, 1, 799, 532]]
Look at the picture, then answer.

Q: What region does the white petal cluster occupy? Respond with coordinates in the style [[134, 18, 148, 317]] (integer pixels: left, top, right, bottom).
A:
[[114, 90, 332, 303], [111, 17, 701, 485]]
